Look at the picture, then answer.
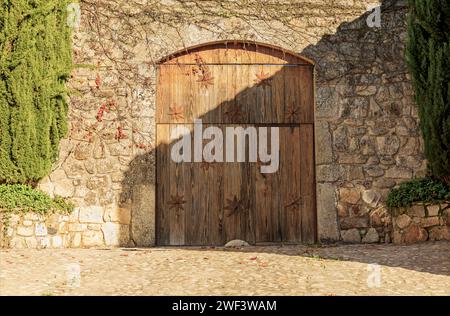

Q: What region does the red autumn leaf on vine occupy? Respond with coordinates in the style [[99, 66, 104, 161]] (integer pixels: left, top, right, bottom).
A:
[[136, 143, 147, 149], [249, 256, 258, 261], [108, 98, 116, 110], [95, 73, 102, 88], [96, 103, 107, 122], [116, 125, 127, 140], [86, 131, 93, 143]]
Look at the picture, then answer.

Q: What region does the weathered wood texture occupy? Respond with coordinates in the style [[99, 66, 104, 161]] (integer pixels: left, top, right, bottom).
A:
[[156, 44, 316, 245]]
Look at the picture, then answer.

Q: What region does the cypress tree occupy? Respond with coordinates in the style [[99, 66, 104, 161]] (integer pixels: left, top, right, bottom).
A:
[[0, 0, 72, 183], [406, 0, 450, 180]]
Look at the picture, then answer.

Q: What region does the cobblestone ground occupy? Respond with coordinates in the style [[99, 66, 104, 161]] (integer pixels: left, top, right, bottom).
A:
[[1, 242, 449, 296]]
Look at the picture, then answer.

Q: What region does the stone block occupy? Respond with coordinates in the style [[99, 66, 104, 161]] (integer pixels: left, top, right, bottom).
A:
[[408, 205, 425, 217], [9, 237, 26, 249], [427, 205, 440, 217], [54, 179, 75, 198], [71, 233, 82, 248], [25, 237, 38, 249], [428, 226, 450, 241], [315, 121, 333, 164], [17, 225, 34, 237], [340, 215, 369, 229], [362, 189, 381, 207], [316, 183, 340, 241], [82, 230, 104, 247], [131, 184, 156, 246], [362, 228, 379, 243], [420, 217, 440, 228], [385, 167, 413, 179], [68, 223, 87, 232], [36, 237, 50, 249], [373, 178, 396, 188], [103, 207, 132, 225], [341, 229, 361, 243], [339, 188, 360, 204], [316, 86, 339, 118], [376, 135, 400, 155], [35, 223, 48, 236], [102, 222, 128, 246], [403, 225, 428, 244], [317, 165, 345, 182], [395, 214, 411, 229], [78, 206, 104, 223], [52, 236, 63, 248]]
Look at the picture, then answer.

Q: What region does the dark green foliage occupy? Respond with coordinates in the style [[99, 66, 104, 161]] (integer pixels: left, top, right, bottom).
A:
[[387, 177, 450, 208], [0, 0, 73, 183], [405, 0, 450, 179], [0, 184, 73, 214]]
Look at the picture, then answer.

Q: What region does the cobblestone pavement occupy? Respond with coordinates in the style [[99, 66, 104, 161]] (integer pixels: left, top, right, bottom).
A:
[[1, 242, 449, 296]]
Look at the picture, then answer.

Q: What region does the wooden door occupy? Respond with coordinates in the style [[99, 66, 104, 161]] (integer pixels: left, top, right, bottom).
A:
[[156, 42, 316, 245]]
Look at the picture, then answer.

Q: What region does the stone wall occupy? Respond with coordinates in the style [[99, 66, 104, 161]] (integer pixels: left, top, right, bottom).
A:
[[392, 204, 450, 244], [303, 0, 426, 243], [0, 208, 130, 248], [1, 0, 425, 248]]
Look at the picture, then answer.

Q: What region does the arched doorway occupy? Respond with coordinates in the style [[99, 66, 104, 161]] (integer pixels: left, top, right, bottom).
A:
[[156, 41, 316, 245]]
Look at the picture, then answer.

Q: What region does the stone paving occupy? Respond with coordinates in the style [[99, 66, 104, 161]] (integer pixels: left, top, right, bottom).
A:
[[1, 242, 449, 296]]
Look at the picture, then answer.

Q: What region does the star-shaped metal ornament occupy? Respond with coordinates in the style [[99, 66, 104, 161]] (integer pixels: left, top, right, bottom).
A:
[[285, 195, 302, 211], [285, 105, 300, 122], [168, 105, 185, 122], [168, 192, 187, 212], [224, 106, 245, 121], [224, 195, 243, 217], [254, 70, 272, 87], [197, 72, 215, 88]]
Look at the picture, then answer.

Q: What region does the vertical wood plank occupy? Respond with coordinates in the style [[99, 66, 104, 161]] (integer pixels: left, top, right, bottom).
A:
[[300, 67, 314, 124], [254, 127, 282, 243], [280, 127, 302, 242]]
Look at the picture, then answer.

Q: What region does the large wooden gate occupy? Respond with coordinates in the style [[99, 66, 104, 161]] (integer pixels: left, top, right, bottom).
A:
[[156, 41, 316, 245]]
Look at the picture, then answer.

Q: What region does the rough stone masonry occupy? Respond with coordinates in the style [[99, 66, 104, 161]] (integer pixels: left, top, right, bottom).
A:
[[1, 0, 427, 248]]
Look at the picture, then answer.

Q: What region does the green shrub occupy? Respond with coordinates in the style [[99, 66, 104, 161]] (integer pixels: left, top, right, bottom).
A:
[[405, 0, 450, 180], [0, 0, 73, 183], [386, 177, 450, 208], [0, 184, 73, 214]]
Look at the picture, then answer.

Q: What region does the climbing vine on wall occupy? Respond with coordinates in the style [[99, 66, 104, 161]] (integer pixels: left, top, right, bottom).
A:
[[0, 0, 73, 183]]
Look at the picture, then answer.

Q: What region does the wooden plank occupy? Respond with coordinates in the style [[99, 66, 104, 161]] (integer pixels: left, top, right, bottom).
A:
[[222, 160, 244, 242], [167, 124, 189, 245], [300, 124, 316, 243], [156, 65, 168, 124], [221, 52, 238, 124], [280, 127, 302, 242], [199, 62, 222, 123], [283, 66, 301, 124], [254, 127, 281, 243], [185, 124, 224, 245], [222, 125, 255, 244], [299, 67, 314, 124], [270, 66, 286, 123], [207, 146, 225, 245]]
